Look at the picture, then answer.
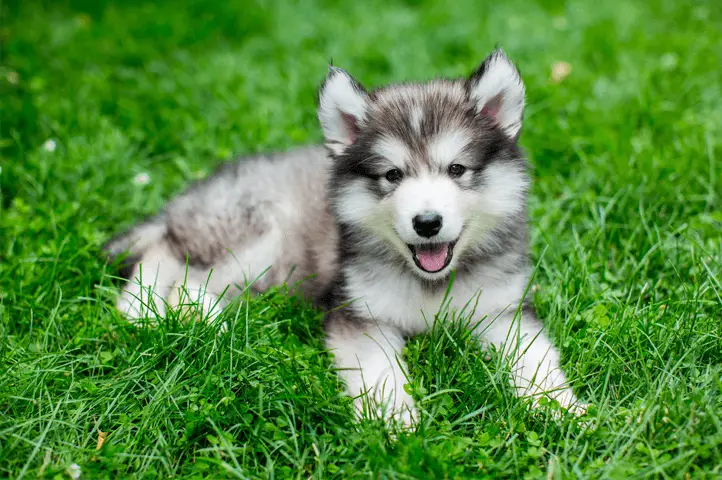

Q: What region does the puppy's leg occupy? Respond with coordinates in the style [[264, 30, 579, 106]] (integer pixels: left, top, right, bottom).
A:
[[325, 312, 417, 427], [480, 306, 585, 415], [117, 242, 183, 321], [165, 275, 227, 324]]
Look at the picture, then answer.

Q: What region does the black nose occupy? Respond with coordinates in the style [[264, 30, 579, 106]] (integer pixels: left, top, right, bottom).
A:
[[412, 213, 443, 238]]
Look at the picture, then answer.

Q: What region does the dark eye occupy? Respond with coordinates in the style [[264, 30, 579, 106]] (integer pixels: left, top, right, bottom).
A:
[[385, 168, 403, 183], [448, 164, 466, 177]]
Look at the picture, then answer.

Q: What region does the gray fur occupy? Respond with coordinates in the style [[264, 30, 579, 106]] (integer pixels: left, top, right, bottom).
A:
[[104, 147, 339, 313], [104, 49, 585, 426]]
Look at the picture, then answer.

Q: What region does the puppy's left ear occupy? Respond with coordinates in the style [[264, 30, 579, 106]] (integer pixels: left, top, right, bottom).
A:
[[318, 66, 370, 155], [467, 49, 525, 141]]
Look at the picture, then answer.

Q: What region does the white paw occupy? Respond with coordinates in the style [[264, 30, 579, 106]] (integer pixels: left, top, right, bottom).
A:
[[560, 398, 589, 417], [188, 289, 222, 321], [355, 387, 419, 430], [166, 283, 228, 329], [116, 282, 166, 321], [528, 386, 588, 418], [550, 386, 588, 417], [197, 291, 230, 333]]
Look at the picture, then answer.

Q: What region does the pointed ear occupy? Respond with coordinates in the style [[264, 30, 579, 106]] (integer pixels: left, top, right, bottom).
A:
[[318, 66, 369, 155], [467, 49, 525, 141]]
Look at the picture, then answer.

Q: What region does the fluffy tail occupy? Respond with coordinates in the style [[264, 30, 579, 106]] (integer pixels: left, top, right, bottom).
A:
[[102, 215, 167, 279]]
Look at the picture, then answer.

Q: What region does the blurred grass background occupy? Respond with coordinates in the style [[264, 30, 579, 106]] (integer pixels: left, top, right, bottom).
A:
[[1, 0, 721, 478]]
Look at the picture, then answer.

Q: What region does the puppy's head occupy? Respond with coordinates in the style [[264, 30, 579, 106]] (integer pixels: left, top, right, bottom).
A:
[[321, 49, 530, 281]]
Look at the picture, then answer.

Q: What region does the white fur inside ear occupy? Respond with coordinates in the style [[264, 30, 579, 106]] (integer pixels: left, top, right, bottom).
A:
[[469, 51, 525, 139], [318, 69, 369, 154]]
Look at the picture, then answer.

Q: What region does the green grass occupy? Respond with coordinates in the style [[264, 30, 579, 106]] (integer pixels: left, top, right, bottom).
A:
[[1, 0, 721, 477]]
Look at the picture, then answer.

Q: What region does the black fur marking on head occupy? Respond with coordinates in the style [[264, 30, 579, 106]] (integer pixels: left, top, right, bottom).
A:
[[467, 48, 523, 92], [326, 69, 532, 294], [463, 127, 525, 191], [331, 135, 407, 199]]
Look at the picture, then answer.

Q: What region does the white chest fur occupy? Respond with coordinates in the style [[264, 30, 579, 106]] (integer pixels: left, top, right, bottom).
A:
[[343, 261, 529, 334]]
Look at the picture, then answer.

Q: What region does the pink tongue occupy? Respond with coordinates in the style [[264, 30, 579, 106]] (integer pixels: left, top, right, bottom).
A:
[[416, 244, 448, 272]]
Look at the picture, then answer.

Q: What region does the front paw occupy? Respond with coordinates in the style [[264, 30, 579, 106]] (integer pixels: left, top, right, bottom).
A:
[[529, 387, 588, 418], [563, 399, 589, 417], [354, 388, 419, 430], [117, 283, 167, 322], [552, 387, 588, 416]]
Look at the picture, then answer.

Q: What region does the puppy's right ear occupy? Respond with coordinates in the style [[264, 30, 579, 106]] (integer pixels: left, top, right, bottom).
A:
[[318, 66, 369, 155]]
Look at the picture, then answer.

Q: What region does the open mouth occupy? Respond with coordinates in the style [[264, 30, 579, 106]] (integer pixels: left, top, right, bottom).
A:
[[407, 242, 455, 273]]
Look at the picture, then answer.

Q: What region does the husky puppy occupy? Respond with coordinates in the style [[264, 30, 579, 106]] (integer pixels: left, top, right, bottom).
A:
[[104, 49, 585, 426]]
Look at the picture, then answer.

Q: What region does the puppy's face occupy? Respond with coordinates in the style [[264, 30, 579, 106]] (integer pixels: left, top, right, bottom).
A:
[[321, 50, 529, 280]]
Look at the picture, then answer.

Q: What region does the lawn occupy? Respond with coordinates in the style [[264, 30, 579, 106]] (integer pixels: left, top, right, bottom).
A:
[[1, 0, 721, 477]]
